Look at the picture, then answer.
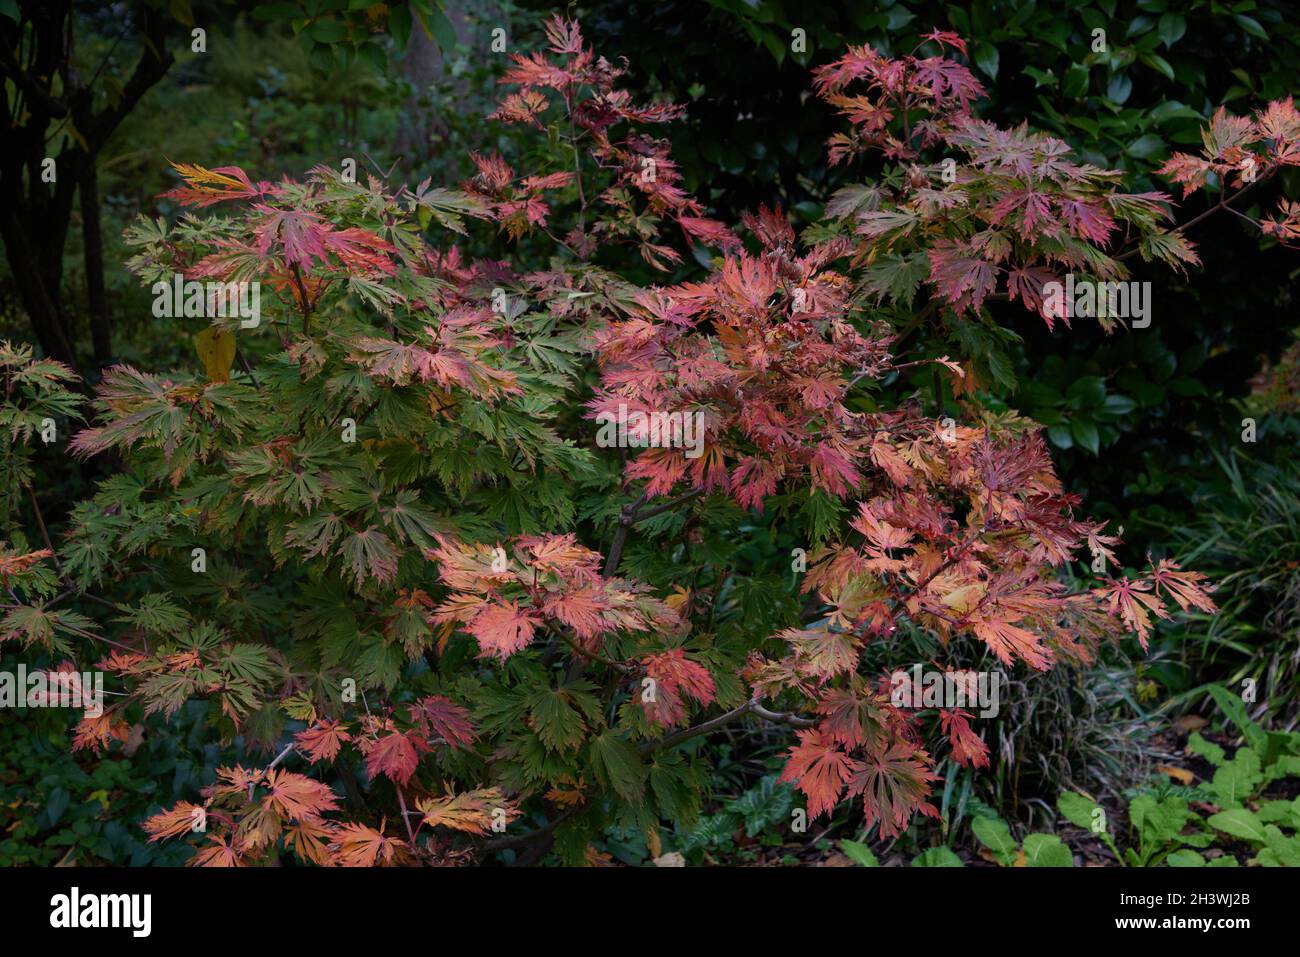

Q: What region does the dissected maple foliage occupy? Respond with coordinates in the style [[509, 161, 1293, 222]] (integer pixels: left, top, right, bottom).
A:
[[1158, 97, 1300, 244], [2, 15, 1251, 864]]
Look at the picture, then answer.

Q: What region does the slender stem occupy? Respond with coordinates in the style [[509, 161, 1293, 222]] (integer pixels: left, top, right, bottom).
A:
[[601, 494, 649, 579], [26, 484, 63, 574], [1116, 173, 1272, 263], [640, 699, 814, 755], [556, 628, 631, 672], [265, 742, 297, 773], [396, 786, 417, 845], [481, 806, 581, 853], [290, 262, 313, 333], [631, 488, 704, 523]]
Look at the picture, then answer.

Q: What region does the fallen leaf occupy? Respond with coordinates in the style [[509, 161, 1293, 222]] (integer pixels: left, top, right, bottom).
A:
[[1173, 714, 1208, 734]]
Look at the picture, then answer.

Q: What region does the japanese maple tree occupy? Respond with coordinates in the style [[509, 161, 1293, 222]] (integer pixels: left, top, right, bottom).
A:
[[4, 15, 1272, 865]]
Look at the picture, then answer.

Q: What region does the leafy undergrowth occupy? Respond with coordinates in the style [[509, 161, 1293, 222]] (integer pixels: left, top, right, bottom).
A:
[[637, 690, 1300, 867]]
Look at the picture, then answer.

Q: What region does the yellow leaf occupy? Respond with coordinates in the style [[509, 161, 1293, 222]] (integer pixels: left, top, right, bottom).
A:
[[196, 327, 236, 383], [168, 160, 248, 193], [664, 585, 691, 614], [1156, 764, 1195, 786], [646, 827, 662, 859], [940, 581, 985, 614]]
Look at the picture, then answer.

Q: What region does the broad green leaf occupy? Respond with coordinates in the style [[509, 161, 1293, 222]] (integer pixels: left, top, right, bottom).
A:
[[1157, 13, 1186, 47], [1023, 833, 1073, 867], [972, 816, 1018, 866], [840, 839, 880, 866], [1058, 792, 1107, 834], [911, 846, 964, 867], [1207, 808, 1268, 844]]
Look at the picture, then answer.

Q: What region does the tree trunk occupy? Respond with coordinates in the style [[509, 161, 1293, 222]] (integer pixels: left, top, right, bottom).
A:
[[0, 0, 171, 375], [0, 202, 78, 367], [80, 159, 112, 369]]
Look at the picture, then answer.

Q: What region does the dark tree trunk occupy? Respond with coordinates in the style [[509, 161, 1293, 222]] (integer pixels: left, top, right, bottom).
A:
[[80, 159, 112, 368], [0, 0, 172, 375]]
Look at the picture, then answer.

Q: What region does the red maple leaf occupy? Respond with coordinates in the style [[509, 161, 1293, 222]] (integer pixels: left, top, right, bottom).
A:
[[779, 728, 862, 819], [939, 709, 989, 769], [845, 740, 940, 839], [408, 695, 477, 751], [359, 730, 421, 786], [467, 600, 542, 661], [295, 720, 352, 764], [640, 648, 716, 728], [261, 769, 339, 821]]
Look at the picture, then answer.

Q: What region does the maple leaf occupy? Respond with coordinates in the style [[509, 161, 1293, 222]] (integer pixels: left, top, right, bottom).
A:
[[1097, 577, 1169, 648], [407, 695, 477, 751], [679, 215, 739, 250], [917, 28, 968, 56], [870, 437, 914, 487], [640, 648, 716, 727], [341, 526, 399, 588], [162, 162, 268, 206], [810, 443, 865, 498], [813, 45, 874, 91], [261, 770, 339, 822], [359, 730, 421, 786], [516, 533, 602, 580], [1156, 152, 1215, 198], [730, 456, 782, 511], [846, 740, 940, 839], [467, 600, 542, 661], [284, 816, 336, 866], [814, 688, 889, 748], [939, 709, 989, 769], [971, 617, 1052, 670], [1059, 199, 1116, 245], [911, 56, 985, 109], [143, 801, 206, 842], [427, 535, 514, 592], [779, 728, 862, 819], [543, 13, 585, 54], [295, 720, 352, 763], [71, 711, 131, 754], [500, 51, 573, 92], [928, 240, 998, 311], [1200, 105, 1255, 162], [332, 823, 410, 867], [417, 787, 519, 834], [190, 833, 244, 867], [780, 627, 862, 680], [1150, 559, 1217, 613], [0, 547, 52, 586], [543, 585, 608, 639]]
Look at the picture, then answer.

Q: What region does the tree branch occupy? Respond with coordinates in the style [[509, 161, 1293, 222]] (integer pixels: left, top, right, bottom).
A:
[[640, 699, 814, 755]]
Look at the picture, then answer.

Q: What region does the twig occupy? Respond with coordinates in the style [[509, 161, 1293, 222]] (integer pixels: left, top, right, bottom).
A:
[[631, 488, 704, 524], [26, 485, 63, 574], [556, 629, 631, 672], [601, 494, 649, 579], [265, 741, 297, 773], [396, 786, 417, 845], [640, 699, 814, 755], [481, 806, 581, 853]]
